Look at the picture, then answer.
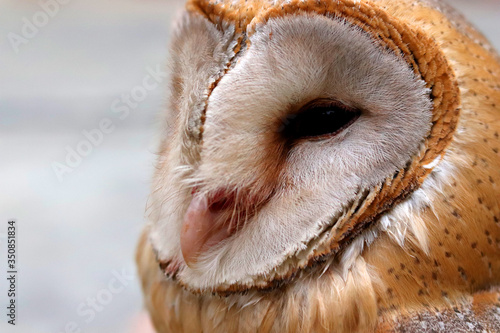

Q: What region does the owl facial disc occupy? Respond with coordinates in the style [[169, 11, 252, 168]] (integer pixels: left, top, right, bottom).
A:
[[149, 0, 459, 294]]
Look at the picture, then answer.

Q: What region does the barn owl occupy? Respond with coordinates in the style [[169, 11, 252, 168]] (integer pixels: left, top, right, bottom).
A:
[[136, 0, 500, 331]]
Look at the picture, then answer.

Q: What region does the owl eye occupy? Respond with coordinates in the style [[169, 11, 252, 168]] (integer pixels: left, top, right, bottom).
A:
[[282, 100, 361, 141]]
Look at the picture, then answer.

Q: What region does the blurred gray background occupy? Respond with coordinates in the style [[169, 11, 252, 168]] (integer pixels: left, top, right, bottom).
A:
[[0, 0, 499, 332]]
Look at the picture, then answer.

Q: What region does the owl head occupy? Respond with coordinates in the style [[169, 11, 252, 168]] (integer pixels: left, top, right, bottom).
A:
[[146, 0, 463, 294]]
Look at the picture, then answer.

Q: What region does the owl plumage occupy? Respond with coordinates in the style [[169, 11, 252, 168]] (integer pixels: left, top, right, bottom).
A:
[[136, 0, 500, 331]]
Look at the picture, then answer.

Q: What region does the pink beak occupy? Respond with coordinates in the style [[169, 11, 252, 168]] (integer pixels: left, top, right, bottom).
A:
[[180, 192, 233, 267]]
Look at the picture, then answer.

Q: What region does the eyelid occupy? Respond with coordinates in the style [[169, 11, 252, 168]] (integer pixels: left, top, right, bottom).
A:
[[297, 112, 360, 142], [299, 99, 358, 114], [281, 98, 361, 142]]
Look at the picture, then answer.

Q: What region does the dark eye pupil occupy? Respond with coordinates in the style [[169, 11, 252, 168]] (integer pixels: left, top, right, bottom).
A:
[[283, 102, 361, 140]]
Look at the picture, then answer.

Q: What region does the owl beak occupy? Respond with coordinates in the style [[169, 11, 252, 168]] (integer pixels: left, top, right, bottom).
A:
[[180, 188, 272, 267], [180, 192, 232, 268]]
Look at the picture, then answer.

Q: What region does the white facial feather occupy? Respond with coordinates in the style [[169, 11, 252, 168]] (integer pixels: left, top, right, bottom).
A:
[[149, 13, 433, 291], [148, 13, 237, 259]]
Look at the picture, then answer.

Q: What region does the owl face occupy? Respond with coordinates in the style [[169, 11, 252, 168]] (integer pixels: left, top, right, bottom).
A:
[[148, 0, 459, 293]]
